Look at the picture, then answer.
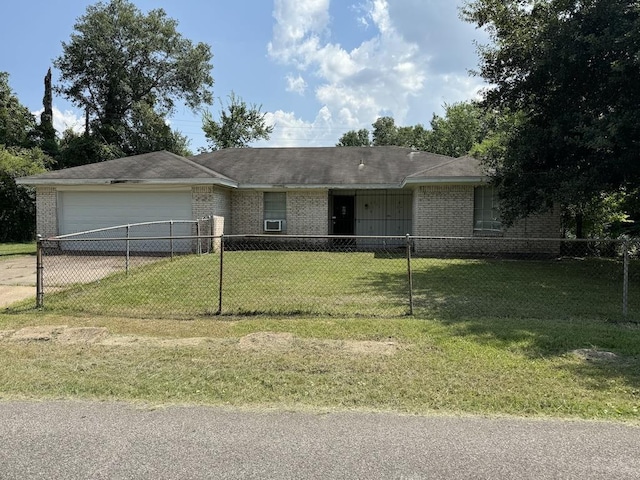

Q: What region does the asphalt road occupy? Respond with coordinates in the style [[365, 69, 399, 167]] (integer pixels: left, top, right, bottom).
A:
[[1, 401, 638, 479]]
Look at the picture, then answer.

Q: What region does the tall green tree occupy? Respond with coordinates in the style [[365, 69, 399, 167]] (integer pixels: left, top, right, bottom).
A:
[[0, 72, 38, 148], [54, 0, 214, 155], [0, 73, 52, 241], [0, 147, 48, 241], [425, 102, 490, 157], [336, 128, 371, 147], [202, 92, 273, 150], [37, 68, 59, 158], [371, 116, 398, 146], [462, 0, 640, 234], [336, 102, 489, 154]]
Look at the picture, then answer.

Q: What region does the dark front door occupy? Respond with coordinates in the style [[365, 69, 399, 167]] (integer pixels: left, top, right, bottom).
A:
[[332, 196, 355, 235]]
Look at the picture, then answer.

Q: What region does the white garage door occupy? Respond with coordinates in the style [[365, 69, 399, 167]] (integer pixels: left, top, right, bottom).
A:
[[58, 191, 193, 252]]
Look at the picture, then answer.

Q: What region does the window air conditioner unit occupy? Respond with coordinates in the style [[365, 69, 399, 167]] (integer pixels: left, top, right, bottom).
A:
[[264, 219, 284, 232]]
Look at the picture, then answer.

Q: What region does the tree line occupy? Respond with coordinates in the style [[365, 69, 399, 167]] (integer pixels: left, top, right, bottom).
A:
[[3, 0, 639, 241], [337, 0, 640, 239], [1, 0, 272, 241]]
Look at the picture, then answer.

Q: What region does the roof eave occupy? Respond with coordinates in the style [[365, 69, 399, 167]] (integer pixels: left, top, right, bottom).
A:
[[16, 178, 239, 188], [401, 176, 487, 187], [236, 183, 404, 190]]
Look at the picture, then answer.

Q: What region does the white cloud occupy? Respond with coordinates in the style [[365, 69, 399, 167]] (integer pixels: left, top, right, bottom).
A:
[[33, 105, 84, 136], [285, 74, 308, 95], [266, 0, 487, 146], [259, 107, 335, 147]]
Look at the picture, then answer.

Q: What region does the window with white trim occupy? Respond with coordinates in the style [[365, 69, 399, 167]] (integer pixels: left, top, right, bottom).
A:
[[263, 192, 286, 231], [473, 186, 502, 232]]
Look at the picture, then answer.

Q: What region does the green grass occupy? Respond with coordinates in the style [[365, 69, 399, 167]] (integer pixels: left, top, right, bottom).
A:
[[29, 251, 639, 321], [0, 242, 36, 257], [0, 314, 638, 421], [2, 250, 639, 421]]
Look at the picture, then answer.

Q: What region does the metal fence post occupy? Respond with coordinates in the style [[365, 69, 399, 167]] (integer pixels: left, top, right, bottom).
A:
[[216, 234, 224, 315], [36, 234, 44, 308], [210, 215, 214, 254], [406, 234, 414, 316], [170, 220, 174, 261], [125, 224, 130, 275], [196, 221, 201, 256], [623, 239, 629, 318]]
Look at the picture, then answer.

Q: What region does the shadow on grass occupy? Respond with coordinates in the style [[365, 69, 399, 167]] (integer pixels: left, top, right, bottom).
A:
[[365, 257, 640, 390]]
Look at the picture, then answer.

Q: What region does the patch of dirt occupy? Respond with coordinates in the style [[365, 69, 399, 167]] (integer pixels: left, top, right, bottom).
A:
[[10, 325, 68, 342], [0, 330, 16, 339], [100, 335, 211, 347], [0, 326, 400, 356], [0, 286, 35, 308], [572, 348, 619, 362], [57, 327, 109, 344], [342, 340, 398, 356], [238, 332, 296, 351], [237, 331, 399, 356]]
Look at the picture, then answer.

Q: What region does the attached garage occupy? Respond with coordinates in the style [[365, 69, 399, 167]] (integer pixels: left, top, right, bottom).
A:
[[57, 189, 193, 252], [58, 190, 192, 234]]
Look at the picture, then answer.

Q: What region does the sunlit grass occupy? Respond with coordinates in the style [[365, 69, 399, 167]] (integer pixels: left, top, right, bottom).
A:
[[0, 313, 638, 421], [27, 251, 639, 322], [0, 242, 36, 257]]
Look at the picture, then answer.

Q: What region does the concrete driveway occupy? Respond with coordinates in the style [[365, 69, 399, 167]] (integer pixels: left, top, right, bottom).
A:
[[0, 254, 161, 309], [0, 255, 36, 308]]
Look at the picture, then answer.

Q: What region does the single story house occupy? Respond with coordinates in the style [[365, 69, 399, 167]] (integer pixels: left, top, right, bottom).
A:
[[17, 147, 561, 254]]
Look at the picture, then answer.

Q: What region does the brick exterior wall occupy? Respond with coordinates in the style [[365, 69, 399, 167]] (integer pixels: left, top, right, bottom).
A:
[[229, 190, 329, 235], [231, 190, 263, 234], [286, 191, 328, 235], [413, 185, 562, 256], [36, 186, 58, 238], [413, 185, 473, 237], [191, 186, 232, 234]]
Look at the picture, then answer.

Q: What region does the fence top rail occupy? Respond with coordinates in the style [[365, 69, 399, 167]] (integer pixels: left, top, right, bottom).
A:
[[44, 234, 220, 242], [226, 234, 625, 243], [47, 219, 210, 240], [225, 234, 410, 240], [42, 233, 629, 243]]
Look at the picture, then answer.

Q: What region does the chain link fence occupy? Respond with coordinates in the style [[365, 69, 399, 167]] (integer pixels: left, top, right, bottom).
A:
[[30, 229, 640, 321]]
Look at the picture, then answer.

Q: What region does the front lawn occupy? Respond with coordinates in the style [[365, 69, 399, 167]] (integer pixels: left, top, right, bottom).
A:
[[2, 250, 638, 421], [29, 251, 639, 321], [0, 313, 638, 421]]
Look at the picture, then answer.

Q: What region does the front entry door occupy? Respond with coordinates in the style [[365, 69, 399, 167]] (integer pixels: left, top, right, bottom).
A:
[[332, 196, 355, 235]]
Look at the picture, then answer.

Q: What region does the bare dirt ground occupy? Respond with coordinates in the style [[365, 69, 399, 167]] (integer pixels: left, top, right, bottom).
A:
[[0, 256, 36, 307], [0, 326, 400, 355], [0, 255, 161, 308]]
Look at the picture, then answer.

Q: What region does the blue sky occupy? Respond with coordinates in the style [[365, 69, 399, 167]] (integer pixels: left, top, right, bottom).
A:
[[0, 0, 489, 151]]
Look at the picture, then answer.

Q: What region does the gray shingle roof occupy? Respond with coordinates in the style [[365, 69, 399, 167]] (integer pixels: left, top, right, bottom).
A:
[[18, 151, 229, 184], [18, 147, 486, 187], [190, 147, 485, 186]]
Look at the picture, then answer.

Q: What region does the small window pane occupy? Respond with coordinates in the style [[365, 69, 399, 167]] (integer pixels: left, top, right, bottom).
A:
[[473, 186, 502, 232], [264, 192, 286, 220]]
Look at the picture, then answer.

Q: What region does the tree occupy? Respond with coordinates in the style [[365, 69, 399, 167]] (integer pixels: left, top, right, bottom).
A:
[[462, 0, 640, 234], [336, 129, 371, 147], [371, 116, 398, 146], [0, 146, 48, 242], [336, 102, 489, 154], [202, 92, 273, 150], [0, 73, 53, 241], [121, 102, 191, 156], [37, 68, 60, 158], [54, 0, 213, 154], [425, 102, 489, 157], [56, 131, 123, 170], [0, 72, 38, 148]]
